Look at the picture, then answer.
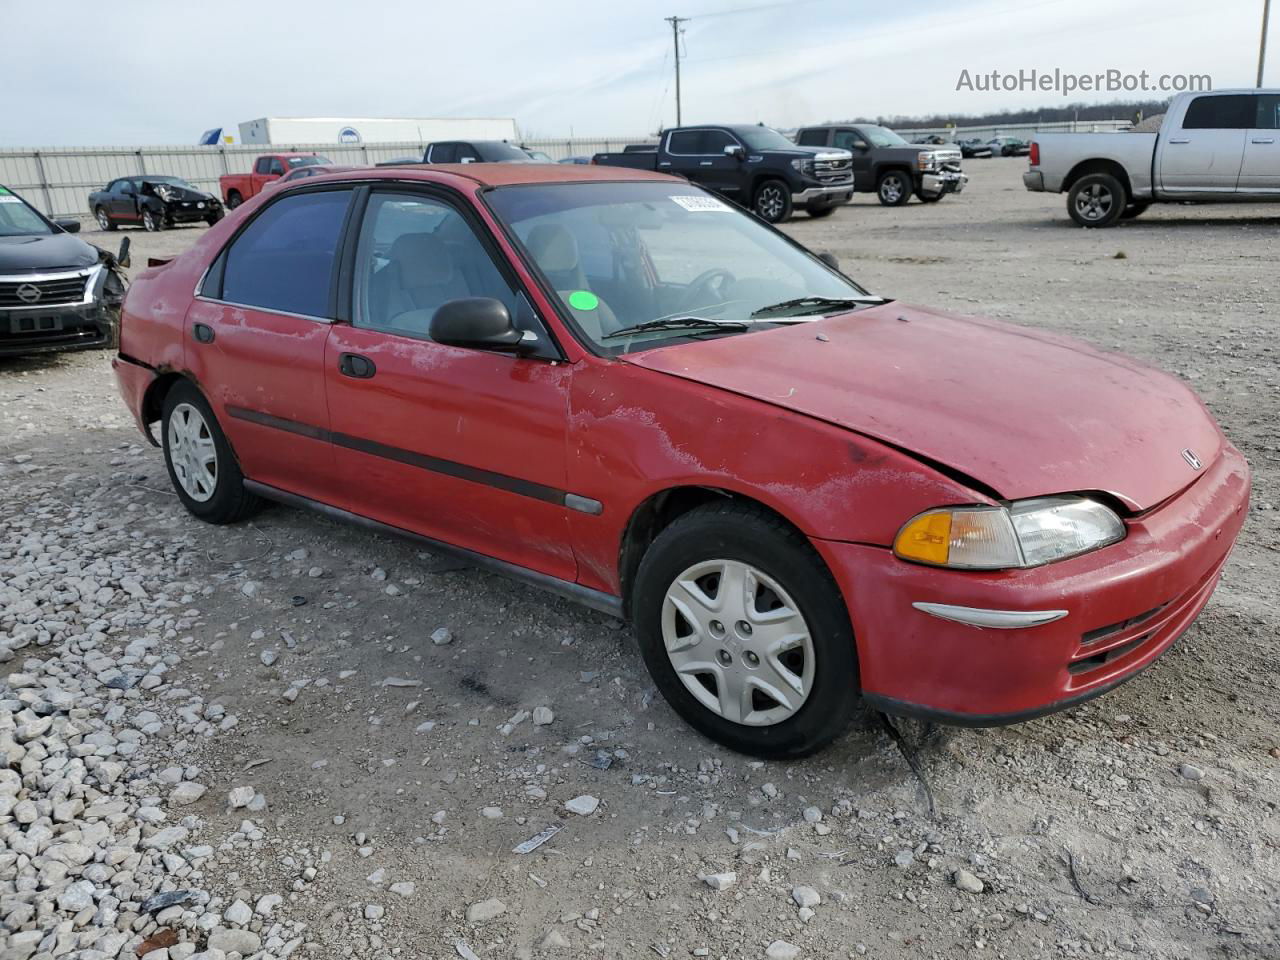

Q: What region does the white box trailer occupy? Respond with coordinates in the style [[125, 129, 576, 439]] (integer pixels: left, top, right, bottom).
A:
[[237, 117, 520, 145]]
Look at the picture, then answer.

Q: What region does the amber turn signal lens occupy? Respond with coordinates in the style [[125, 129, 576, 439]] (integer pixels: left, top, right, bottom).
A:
[[894, 510, 952, 565]]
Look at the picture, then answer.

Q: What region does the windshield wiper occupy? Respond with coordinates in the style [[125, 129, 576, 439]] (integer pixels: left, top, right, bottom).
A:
[[750, 295, 876, 319], [602, 317, 750, 340]]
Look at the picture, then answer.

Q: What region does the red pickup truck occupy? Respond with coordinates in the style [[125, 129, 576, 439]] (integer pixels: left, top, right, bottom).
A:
[[219, 153, 330, 208]]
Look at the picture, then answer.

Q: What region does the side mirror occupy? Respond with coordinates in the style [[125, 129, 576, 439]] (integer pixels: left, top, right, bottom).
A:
[[430, 298, 525, 352], [851, 139, 869, 151], [817, 251, 840, 271], [117, 236, 131, 269], [54, 218, 81, 234], [723, 144, 746, 160]]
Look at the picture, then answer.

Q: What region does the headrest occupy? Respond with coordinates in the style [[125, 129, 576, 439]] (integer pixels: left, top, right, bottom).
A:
[[387, 232, 453, 285], [526, 223, 580, 274]]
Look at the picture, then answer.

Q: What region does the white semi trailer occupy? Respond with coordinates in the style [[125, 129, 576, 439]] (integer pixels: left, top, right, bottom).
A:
[[237, 117, 519, 146]]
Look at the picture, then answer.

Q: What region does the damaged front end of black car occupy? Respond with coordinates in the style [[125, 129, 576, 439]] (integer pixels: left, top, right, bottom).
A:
[[141, 178, 223, 230], [0, 184, 130, 358]]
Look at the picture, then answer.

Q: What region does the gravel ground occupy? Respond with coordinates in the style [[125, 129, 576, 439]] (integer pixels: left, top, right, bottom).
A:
[[2, 157, 1277, 960]]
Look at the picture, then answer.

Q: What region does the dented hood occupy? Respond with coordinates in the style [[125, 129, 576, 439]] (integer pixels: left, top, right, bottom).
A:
[[622, 303, 1222, 511]]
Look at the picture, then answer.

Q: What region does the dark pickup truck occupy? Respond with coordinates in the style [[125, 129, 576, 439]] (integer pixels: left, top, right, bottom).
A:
[[795, 124, 966, 206], [593, 125, 853, 223]]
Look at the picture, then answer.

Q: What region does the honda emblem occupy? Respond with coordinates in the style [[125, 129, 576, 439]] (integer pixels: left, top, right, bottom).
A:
[[1181, 448, 1202, 470]]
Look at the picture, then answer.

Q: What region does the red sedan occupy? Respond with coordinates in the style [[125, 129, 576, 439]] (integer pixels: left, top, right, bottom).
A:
[[112, 164, 1249, 757]]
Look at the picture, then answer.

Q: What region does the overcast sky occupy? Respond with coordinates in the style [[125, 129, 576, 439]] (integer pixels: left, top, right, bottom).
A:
[[3, 0, 1267, 145]]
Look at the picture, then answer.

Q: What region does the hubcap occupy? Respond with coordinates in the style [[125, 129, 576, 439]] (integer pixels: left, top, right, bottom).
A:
[[167, 403, 218, 502], [1075, 183, 1113, 221], [881, 177, 903, 202], [144, 211, 156, 231], [661, 559, 815, 727], [758, 187, 784, 220], [96, 210, 109, 229]]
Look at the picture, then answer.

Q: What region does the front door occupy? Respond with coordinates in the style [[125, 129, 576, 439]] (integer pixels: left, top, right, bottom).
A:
[[323, 187, 577, 581], [1239, 93, 1280, 193], [694, 129, 747, 200], [112, 180, 140, 221], [184, 187, 353, 503], [1160, 93, 1250, 193], [835, 129, 875, 190], [250, 156, 284, 196]]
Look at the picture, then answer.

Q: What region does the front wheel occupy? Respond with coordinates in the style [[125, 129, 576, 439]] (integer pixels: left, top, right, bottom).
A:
[[753, 180, 793, 224], [205, 210, 224, 226], [806, 204, 838, 219], [1067, 172, 1127, 228], [632, 502, 859, 758], [162, 380, 261, 524], [917, 192, 942, 203], [141, 208, 164, 232], [876, 170, 912, 206]]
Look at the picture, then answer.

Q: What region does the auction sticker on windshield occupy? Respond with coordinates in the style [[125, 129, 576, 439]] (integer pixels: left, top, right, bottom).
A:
[[671, 195, 731, 212]]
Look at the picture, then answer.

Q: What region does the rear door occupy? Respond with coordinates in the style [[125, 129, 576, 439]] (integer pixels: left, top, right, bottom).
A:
[[426, 143, 458, 163], [1239, 93, 1280, 193], [185, 186, 354, 503], [1160, 94, 1251, 193], [323, 187, 577, 579]]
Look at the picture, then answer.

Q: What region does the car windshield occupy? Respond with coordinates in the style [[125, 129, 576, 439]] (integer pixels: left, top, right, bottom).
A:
[[0, 187, 52, 237], [287, 155, 330, 168], [735, 126, 800, 151], [860, 125, 909, 147], [486, 181, 876, 355]]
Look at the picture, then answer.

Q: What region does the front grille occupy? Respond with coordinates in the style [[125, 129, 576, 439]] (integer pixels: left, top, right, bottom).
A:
[[815, 157, 853, 184], [934, 149, 963, 172], [0, 272, 89, 308]]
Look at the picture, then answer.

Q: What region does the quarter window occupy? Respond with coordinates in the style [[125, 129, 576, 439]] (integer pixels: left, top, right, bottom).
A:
[[1182, 95, 1255, 130], [218, 190, 352, 318], [352, 192, 519, 338]]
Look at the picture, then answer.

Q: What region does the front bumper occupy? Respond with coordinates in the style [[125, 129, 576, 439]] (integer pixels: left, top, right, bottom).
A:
[[920, 170, 967, 197], [1023, 170, 1045, 192], [792, 183, 854, 206], [165, 200, 220, 222], [813, 444, 1250, 725], [0, 265, 117, 358]]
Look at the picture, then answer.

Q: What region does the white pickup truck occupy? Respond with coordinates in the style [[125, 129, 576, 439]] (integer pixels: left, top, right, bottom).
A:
[[1024, 89, 1280, 226]]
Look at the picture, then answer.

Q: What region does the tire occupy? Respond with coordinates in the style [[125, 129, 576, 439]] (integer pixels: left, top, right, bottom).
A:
[[917, 192, 942, 203], [876, 170, 912, 206], [1120, 202, 1150, 220], [205, 209, 224, 226], [752, 180, 793, 224], [226, 191, 243, 210], [632, 501, 859, 758], [141, 208, 164, 232], [161, 380, 261, 524], [1067, 172, 1127, 228], [95, 206, 116, 232], [806, 204, 837, 219]]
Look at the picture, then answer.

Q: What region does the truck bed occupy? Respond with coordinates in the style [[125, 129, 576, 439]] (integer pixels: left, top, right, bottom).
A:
[[591, 152, 658, 170], [1028, 132, 1158, 196]]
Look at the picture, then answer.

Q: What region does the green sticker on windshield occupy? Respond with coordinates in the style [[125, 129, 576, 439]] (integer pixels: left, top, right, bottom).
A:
[[568, 290, 599, 311]]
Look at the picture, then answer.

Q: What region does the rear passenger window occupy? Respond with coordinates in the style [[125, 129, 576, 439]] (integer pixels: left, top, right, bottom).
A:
[[1182, 95, 1254, 130], [217, 190, 351, 318], [428, 143, 457, 163], [666, 131, 703, 154]]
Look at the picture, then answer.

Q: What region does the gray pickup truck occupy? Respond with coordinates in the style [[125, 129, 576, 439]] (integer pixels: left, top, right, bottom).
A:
[[1025, 89, 1280, 227]]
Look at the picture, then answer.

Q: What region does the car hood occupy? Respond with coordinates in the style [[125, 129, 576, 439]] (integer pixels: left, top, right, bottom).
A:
[[143, 181, 215, 202], [0, 232, 98, 273], [622, 302, 1222, 511]]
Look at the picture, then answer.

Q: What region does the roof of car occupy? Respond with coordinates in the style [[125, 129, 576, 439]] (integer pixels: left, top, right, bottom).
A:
[[314, 163, 678, 188]]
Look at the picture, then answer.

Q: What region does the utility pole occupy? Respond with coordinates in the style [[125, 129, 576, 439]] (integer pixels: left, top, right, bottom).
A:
[[1260, 0, 1272, 87], [665, 15, 688, 126]]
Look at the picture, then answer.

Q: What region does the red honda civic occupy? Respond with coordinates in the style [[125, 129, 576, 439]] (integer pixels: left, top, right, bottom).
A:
[[112, 164, 1250, 757]]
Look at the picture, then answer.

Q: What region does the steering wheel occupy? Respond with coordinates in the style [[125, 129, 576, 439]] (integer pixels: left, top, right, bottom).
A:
[[680, 268, 737, 311]]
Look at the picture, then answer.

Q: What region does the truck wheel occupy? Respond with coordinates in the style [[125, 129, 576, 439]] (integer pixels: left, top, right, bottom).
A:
[[753, 180, 793, 223], [806, 204, 837, 219], [1120, 202, 1150, 220], [1067, 173, 1127, 228], [226, 191, 243, 210], [917, 192, 942, 203], [95, 207, 116, 232], [631, 501, 859, 759], [162, 380, 261, 524], [876, 170, 912, 206]]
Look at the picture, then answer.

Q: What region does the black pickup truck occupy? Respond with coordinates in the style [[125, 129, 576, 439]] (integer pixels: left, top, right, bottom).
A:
[[593, 125, 853, 223], [794, 124, 966, 206]]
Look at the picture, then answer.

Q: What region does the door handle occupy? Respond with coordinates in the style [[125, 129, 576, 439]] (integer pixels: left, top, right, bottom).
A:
[[1168, 138, 1191, 144], [658, 161, 672, 167], [192, 323, 214, 344], [700, 161, 713, 166], [1252, 138, 1276, 144], [338, 353, 376, 379]]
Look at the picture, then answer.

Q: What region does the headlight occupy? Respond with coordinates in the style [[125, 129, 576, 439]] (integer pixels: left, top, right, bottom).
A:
[[916, 151, 938, 171], [790, 158, 815, 175], [893, 496, 1124, 570], [155, 186, 176, 201]]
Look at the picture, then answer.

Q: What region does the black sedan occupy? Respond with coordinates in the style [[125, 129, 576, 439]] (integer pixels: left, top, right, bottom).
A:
[[958, 138, 995, 159], [89, 176, 223, 232], [1, 184, 128, 357], [987, 137, 1031, 157]]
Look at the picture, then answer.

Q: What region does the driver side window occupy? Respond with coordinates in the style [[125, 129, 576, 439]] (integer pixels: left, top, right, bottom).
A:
[[833, 130, 863, 151], [353, 192, 519, 339]]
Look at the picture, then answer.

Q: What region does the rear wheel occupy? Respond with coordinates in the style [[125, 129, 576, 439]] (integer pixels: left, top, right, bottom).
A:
[[876, 170, 912, 206], [632, 501, 859, 758], [753, 180, 793, 224], [1067, 172, 1127, 228], [161, 380, 260, 524], [95, 206, 116, 231], [205, 209, 224, 226], [226, 190, 243, 210], [1120, 202, 1150, 220]]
